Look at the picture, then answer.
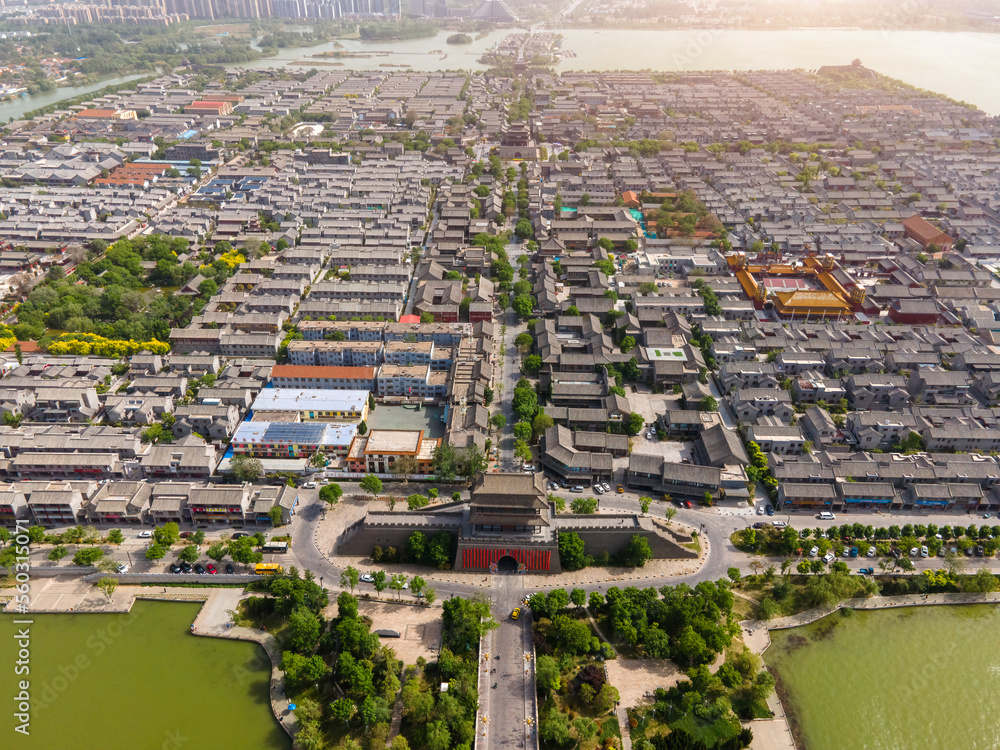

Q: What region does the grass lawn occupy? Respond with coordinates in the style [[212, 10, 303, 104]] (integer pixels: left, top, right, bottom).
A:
[[670, 711, 743, 746]]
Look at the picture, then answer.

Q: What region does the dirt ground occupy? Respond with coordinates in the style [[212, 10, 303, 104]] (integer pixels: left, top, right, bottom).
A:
[[605, 658, 686, 707], [356, 599, 443, 665]]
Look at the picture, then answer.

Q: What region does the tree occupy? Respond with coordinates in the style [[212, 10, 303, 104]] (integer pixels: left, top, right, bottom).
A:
[[392, 455, 419, 484], [145, 543, 166, 561], [484, 386, 494, 406], [341, 565, 360, 594], [96, 576, 118, 602], [536, 654, 561, 692], [625, 412, 645, 435], [514, 332, 533, 349], [153, 522, 180, 547], [319, 483, 343, 509], [178, 544, 200, 564], [288, 607, 322, 653], [964, 568, 999, 594], [309, 452, 327, 468], [373, 570, 388, 598], [389, 573, 408, 600], [73, 546, 104, 566], [698, 395, 719, 411], [571, 496, 598, 514], [623, 535, 653, 567], [230, 454, 263, 481], [620, 335, 636, 353], [558, 532, 590, 571], [512, 294, 534, 319], [228, 537, 263, 569], [359, 474, 383, 500], [514, 218, 533, 239], [206, 543, 227, 562], [358, 420, 368, 435], [331, 697, 356, 728], [107, 528, 124, 545], [522, 354, 542, 375], [664, 507, 677, 525], [490, 413, 507, 430], [639, 496, 652, 514], [269, 505, 283, 527], [513, 421, 533, 443], [425, 721, 451, 750]]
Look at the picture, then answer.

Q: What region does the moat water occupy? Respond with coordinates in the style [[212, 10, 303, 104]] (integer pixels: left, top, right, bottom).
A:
[[0, 601, 290, 750], [764, 604, 1000, 750]]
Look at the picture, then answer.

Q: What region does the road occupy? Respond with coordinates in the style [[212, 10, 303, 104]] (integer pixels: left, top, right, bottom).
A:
[[483, 571, 535, 750], [497, 238, 530, 473]]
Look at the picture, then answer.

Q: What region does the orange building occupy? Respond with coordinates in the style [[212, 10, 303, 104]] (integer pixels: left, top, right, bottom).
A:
[[901, 214, 953, 251]]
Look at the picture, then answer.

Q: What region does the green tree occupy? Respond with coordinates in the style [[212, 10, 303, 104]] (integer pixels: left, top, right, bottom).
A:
[[558, 532, 590, 571], [330, 697, 356, 727], [490, 413, 507, 430], [153, 522, 180, 547], [145, 543, 166, 561], [536, 654, 561, 692], [288, 607, 322, 653], [698, 395, 719, 411], [625, 412, 645, 435], [178, 544, 199, 564], [389, 573, 409, 600], [373, 570, 388, 598], [319, 483, 343, 509], [521, 354, 542, 375], [206, 543, 227, 562], [96, 576, 118, 603], [73, 546, 104, 566], [230, 454, 263, 481], [623, 535, 653, 567], [571, 496, 598, 514], [639, 496, 652, 514], [341, 565, 360, 594], [620, 335, 636, 353], [359, 474, 383, 500]]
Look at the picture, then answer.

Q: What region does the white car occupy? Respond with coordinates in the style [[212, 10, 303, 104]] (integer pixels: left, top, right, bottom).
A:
[[909, 547, 920, 557], [601, 483, 611, 493], [809, 546, 819, 557], [138, 530, 152, 539], [302, 482, 316, 489], [866, 546, 876, 558], [593, 485, 604, 494], [116, 563, 129, 574], [756, 506, 764, 515], [772, 521, 787, 528], [360, 573, 375, 583], [920, 546, 929, 558]]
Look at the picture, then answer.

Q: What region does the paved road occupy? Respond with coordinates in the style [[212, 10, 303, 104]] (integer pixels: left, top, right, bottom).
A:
[[484, 571, 534, 750], [497, 239, 530, 473]]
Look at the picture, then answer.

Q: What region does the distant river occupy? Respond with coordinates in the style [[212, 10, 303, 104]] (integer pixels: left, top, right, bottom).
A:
[[8, 30, 1000, 118], [238, 28, 1000, 114], [0, 73, 149, 123]]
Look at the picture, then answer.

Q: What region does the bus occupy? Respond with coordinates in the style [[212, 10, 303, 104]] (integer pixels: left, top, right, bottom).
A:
[[261, 541, 289, 554], [254, 563, 284, 575]]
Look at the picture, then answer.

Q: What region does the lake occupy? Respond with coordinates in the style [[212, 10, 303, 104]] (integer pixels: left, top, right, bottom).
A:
[[0, 601, 290, 750], [0, 74, 150, 123], [231, 28, 1000, 115], [764, 604, 1000, 750]]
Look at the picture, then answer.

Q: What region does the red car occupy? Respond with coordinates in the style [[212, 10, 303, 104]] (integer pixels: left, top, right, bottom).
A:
[[684, 501, 692, 508], [206, 563, 217, 575]]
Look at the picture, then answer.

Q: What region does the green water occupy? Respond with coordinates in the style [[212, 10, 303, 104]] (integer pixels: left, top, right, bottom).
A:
[[765, 605, 1000, 750], [1, 601, 290, 750]]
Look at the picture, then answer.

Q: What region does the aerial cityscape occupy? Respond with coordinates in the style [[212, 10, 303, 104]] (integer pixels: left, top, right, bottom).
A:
[[2, 2, 1000, 750]]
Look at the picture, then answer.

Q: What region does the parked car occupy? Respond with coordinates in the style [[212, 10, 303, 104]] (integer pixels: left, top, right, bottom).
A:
[[193, 564, 206, 574], [179, 561, 192, 573], [601, 483, 611, 494], [303, 482, 316, 489], [225, 564, 235, 575], [593, 485, 604, 494], [116, 563, 130, 574], [909, 547, 919, 557], [360, 573, 375, 583], [937, 548, 946, 558], [138, 530, 152, 539], [866, 547, 876, 558], [683, 500, 692, 508], [179, 531, 192, 539], [822, 552, 835, 564], [818, 511, 835, 520], [169, 563, 182, 574], [920, 546, 929, 558], [849, 547, 858, 558], [965, 547, 975, 557], [890, 548, 901, 559], [772, 521, 787, 527], [842, 548, 851, 557], [809, 546, 819, 557], [765, 505, 774, 516], [858, 567, 875, 576], [756, 506, 764, 515], [206, 563, 217, 574], [976, 546, 985, 557], [616, 485, 624, 494], [231, 532, 247, 539], [571, 486, 585, 493]]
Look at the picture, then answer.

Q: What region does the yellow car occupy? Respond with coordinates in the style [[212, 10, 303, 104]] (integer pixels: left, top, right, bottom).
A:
[[511, 608, 521, 620], [617, 485, 624, 494]]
